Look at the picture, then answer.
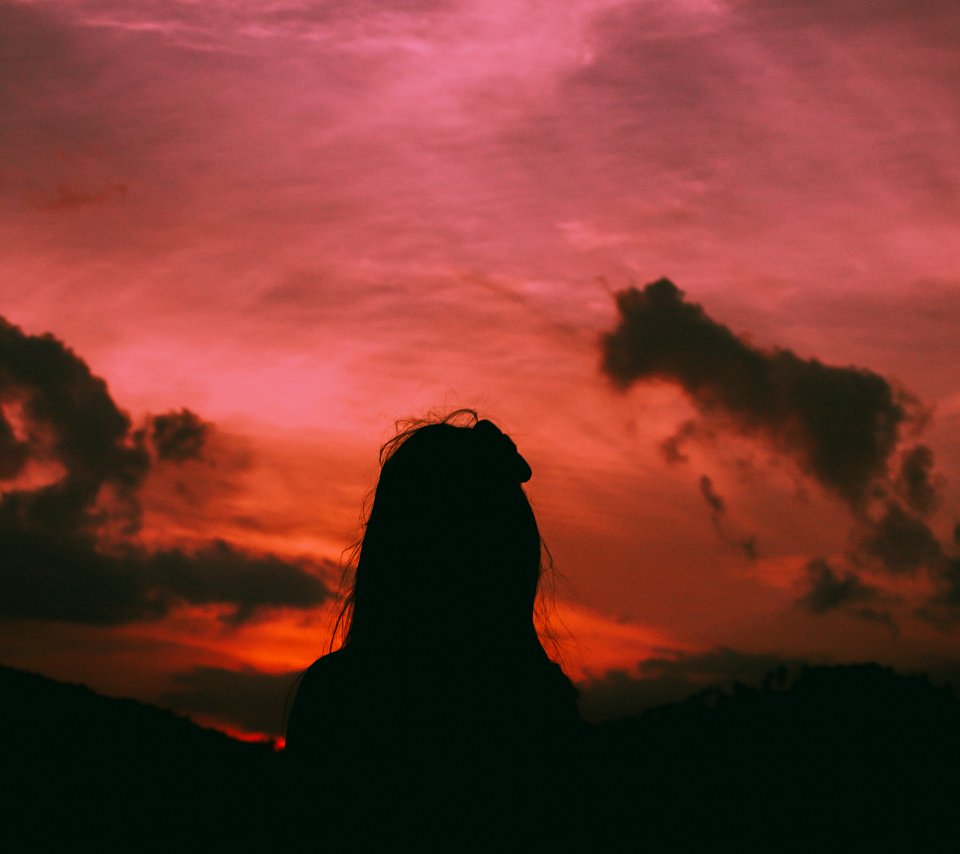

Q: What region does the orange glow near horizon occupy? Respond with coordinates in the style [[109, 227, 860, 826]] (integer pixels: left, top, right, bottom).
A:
[[545, 601, 695, 682]]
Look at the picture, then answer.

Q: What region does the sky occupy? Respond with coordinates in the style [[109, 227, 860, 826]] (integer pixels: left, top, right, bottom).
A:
[[2, 0, 960, 740]]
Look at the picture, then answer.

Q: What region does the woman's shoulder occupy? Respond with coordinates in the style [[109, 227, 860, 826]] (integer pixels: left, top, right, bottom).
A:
[[286, 650, 362, 755], [293, 646, 399, 708], [294, 648, 368, 706], [300, 648, 349, 680]]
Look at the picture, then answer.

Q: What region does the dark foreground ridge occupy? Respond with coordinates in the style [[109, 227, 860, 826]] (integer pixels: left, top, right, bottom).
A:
[[3, 663, 959, 847], [1, 666, 283, 846], [595, 663, 960, 847]]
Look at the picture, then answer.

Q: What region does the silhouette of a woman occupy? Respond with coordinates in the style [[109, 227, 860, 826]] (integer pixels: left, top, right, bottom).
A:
[[285, 412, 584, 843]]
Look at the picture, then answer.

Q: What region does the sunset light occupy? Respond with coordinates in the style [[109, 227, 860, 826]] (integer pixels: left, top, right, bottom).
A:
[[2, 0, 959, 753]]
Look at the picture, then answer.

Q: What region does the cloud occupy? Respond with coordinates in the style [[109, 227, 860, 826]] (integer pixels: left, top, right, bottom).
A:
[[0, 410, 30, 479], [798, 501, 957, 630], [795, 558, 897, 633], [600, 279, 919, 508], [859, 501, 944, 575], [698, 474, 757, 560], [0, 315, 149, 534], [148, 408, 209, 462], [895, 444, 939, 516], [917, 558, 960, 630], [0, 531, 331, 625], [659, 419, 706, 464], [151, 542, 329, 626], [698, 474, 725, 515], [849, 607, 899, 634], [797, 558, 885, 613], [0, 316, 330, 625], [577, 647, 808, 721], [600, 280, 959, 626]]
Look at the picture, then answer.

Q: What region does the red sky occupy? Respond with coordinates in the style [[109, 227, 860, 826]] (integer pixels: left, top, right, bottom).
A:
[[2, 0, 960, 739]]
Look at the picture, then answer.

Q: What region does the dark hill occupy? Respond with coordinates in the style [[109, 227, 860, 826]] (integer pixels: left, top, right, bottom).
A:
[[3, 663, 959, 848], [1, 666, 282, 846], [594, 663, 960, 846]]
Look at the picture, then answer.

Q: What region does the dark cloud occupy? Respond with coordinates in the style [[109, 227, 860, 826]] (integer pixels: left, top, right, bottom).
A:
[[699, 475, 725, 515], [577, 647, 808, 721], [797, 558, 884, 614], [601, 279, 918, 508], [636, 647, 807, 683], [850, 607, 899, 635], [160, 665, 302, 738], [149, 408, 209, 462], [600, 280, 960, 626], [659, 421, 694, 464], [859, 501, 944, 576], [0, 315, 149, 534], [803, 502, 956, 629], [917, 558, 960, 630], [152, 542, 330, 626], [0, 412, 30, 479], [0, 316, 330, 625], [659, 420, 721, 465], [0, 520, 331, 627], [895, 444, 939, 516], [796, 558, 896, 633], [581, 645, 960, 722], [698, 474, 757, 560]]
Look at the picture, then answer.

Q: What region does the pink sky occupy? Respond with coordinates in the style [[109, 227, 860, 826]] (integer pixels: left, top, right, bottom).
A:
[[2, 0, 959, 738]]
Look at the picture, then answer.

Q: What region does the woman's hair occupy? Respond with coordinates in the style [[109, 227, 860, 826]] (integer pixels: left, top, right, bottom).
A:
[[332, 410, 551, 652]]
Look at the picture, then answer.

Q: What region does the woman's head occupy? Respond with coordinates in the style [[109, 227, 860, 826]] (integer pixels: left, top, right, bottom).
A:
[[339, 411, 545, 650]]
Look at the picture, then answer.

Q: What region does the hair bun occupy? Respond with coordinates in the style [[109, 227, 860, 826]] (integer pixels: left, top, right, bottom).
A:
[[473, 419, 533, 483]]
